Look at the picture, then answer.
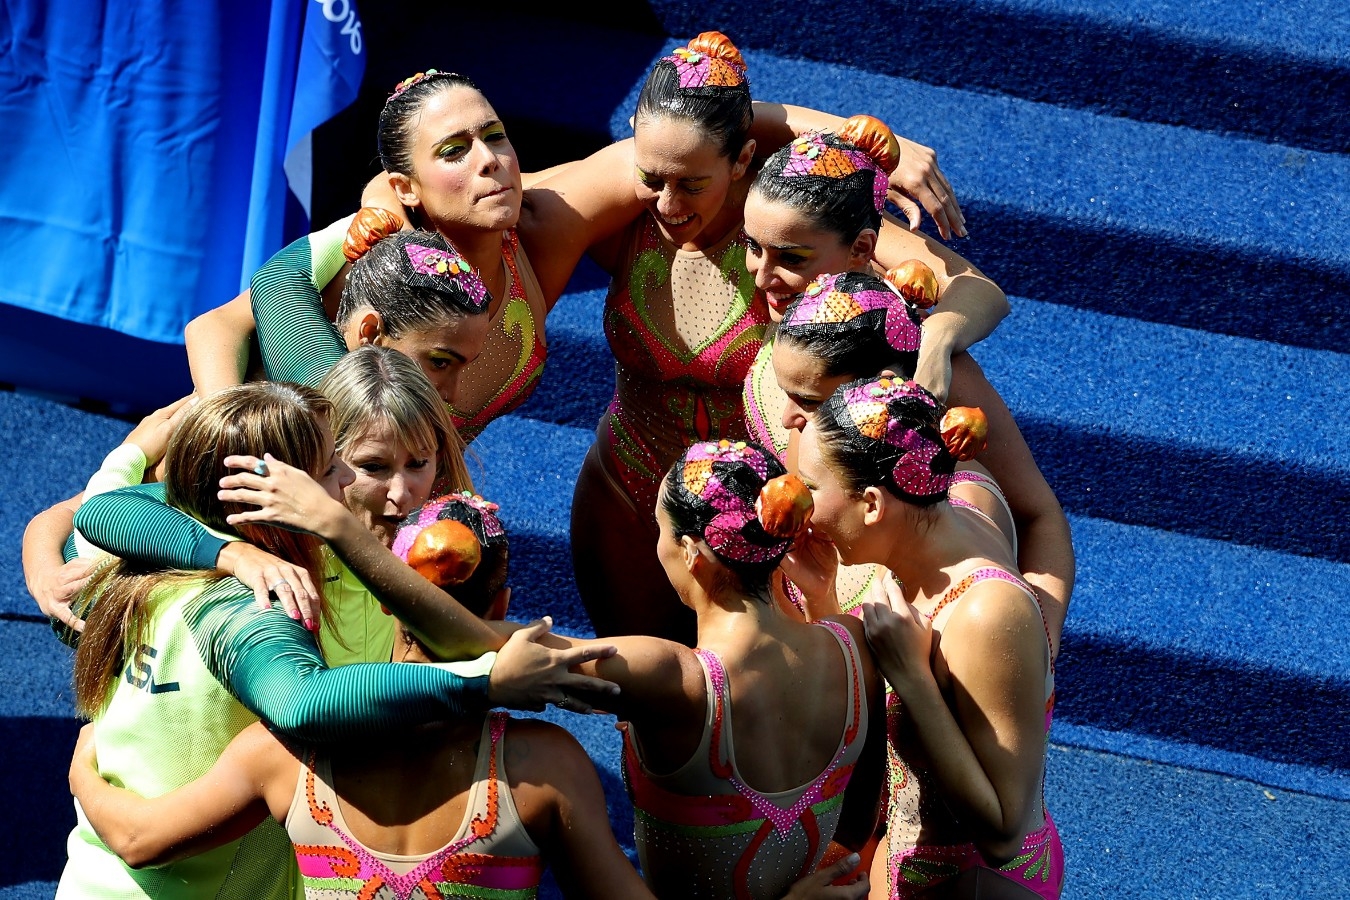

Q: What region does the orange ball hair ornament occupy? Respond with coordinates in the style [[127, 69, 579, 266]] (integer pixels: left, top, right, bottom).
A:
[[686, 31, 747, 69], [837, 114, 902, 175], [343, 206, 405, 261], [405, 519, 482, 587], [756, 473, 814, 539], [939, 406, 989, 461], [885, 260, 941, 311]]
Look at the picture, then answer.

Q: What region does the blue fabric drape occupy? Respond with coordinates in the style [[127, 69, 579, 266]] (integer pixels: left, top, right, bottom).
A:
[[0, 0, 363, 346]]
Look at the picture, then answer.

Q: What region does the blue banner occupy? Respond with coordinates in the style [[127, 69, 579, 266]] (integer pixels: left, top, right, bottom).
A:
[[0, 0, 364, 350], [247, 0, 366, 281]]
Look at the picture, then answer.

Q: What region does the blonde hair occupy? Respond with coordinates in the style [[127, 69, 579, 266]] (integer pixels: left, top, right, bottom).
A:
[[72, 383, 332, 717], [319, 345, 472, 495]]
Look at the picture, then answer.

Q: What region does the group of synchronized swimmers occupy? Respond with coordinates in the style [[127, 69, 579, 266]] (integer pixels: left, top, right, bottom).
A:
[[23, 30, 1075, 900]]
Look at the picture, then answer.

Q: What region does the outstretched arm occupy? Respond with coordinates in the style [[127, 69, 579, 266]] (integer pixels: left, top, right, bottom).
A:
[[871, 212, 1009, 402], [516, 139, 648, 306], [185, 291, 256, 397], [947, 354, 1074, 658], [69, 722, 293, 869], [23, 493, 92, 640], [216, 454, 621, 709]]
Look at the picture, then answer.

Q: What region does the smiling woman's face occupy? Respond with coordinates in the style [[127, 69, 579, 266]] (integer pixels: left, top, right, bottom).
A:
[[743, 190, 856, 321], [632, 115, 741, 248]]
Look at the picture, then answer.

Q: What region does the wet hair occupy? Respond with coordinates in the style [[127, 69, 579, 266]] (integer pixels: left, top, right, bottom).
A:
[[777, 271, 923, 379], [336, 229, 490, 338], [751, 115, 901, 244], [72, 383, 332, 716], [319, 345, 472, 498], [393, 492, 509, 617], [377, 70, 482, 177], [635, 31, 753, 160], [661, 440, 791, 596], [815, 377, 955, 506]]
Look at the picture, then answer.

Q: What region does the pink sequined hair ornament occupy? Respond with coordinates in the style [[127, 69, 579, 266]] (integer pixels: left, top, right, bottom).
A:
[[781, 271, 922, 357], [783, 130, 890, 213], [832, 377, 955, 503], [402, 242, 491, 312], [676, 439, 802, 565], [664, 31, 748, 90]]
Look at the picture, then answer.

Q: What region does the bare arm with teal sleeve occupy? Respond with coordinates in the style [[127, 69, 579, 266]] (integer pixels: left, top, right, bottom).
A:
[[184, 579, 491, 741], [73, 483, 230, 572], [250, 224, 349, 387]]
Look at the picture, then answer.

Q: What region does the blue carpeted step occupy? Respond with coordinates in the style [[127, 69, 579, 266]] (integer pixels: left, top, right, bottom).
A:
[[645, 1, 1350, 155], [1044, 743, 1350, 897], [975, 296, 1350, 563], [599, 47, 1350, 354], [1054, 513, 1350, 775]]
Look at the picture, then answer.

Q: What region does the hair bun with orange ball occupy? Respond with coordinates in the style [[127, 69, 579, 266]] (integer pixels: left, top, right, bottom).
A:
[[405, 519, 481, 587], [687, 31, 746, 68], [885, 260, 940, 310], [939, 406, 989, 461], [837, 115, 901, 175], [756, 473, 814, 538], [343, 206, 406, 262]]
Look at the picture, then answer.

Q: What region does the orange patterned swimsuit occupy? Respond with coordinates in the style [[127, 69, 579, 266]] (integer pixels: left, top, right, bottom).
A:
[[598, 215, 769, 517], [287, 712, 543, 900]]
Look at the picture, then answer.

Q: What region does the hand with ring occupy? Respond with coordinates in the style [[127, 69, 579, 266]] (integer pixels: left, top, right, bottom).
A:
[[218, 453, 350, 540], [215, 540, 321, 629]]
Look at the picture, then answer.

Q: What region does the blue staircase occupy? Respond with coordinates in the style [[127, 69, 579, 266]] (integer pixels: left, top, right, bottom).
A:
[[4, 3, 1348, 897]]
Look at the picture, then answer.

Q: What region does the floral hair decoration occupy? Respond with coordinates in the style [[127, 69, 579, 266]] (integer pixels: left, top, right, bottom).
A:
[[403, 244, 491, 312], [781, 272, 922, 357], [666, 44, 747, 90], [390, 69, 450, 99], [838, 378, 953, 501], [784, 131, 889, 212], [679, 440, 803, 564]]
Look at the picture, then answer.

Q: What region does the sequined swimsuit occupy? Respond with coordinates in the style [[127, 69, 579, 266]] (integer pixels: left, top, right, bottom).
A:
[[884, 563, 1062, 899], [623, 620, 868, 900], [446, 230, 548, 442], [288, 712, 543, 900], [599, 215, 769, 517]]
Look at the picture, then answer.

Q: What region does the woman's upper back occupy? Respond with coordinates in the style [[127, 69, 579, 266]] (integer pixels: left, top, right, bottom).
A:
[[630, 614, 873, 793], [288, 712, 543, 898], [624, 616, 875, 900]]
